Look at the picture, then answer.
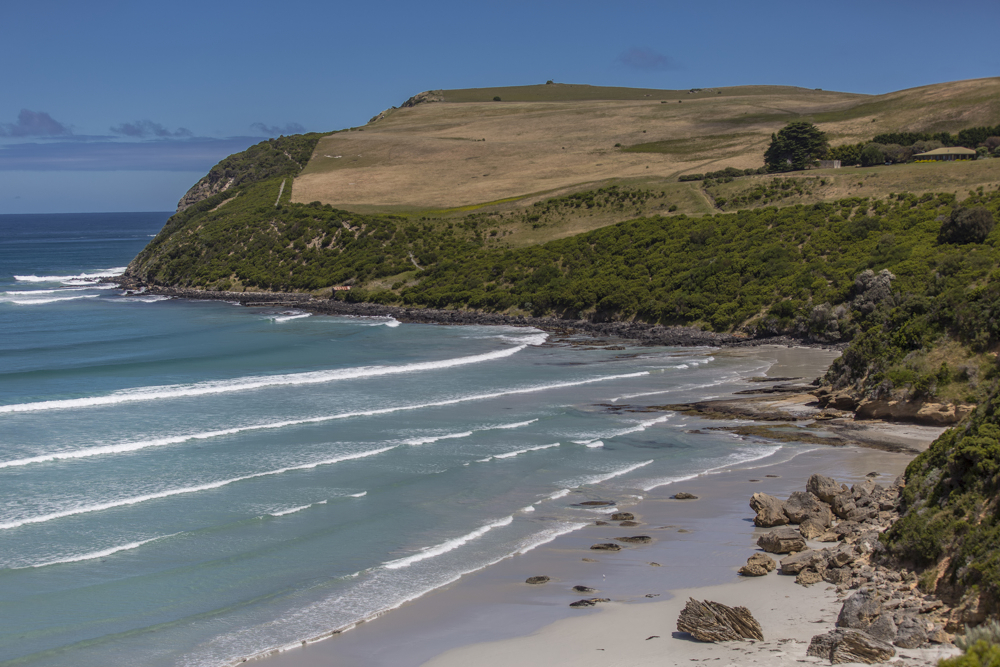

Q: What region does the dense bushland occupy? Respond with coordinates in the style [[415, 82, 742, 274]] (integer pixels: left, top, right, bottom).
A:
[[882, 380, 1000, 613]]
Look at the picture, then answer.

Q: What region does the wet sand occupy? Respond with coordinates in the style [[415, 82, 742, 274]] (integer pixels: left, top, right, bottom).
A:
[[252, 346, 956, 667]]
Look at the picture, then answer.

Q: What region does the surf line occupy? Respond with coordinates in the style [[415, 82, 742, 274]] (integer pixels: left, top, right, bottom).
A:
[[0, 345, 535, 414], [0, 374, 647, 470], [0, 447, 396, 531]]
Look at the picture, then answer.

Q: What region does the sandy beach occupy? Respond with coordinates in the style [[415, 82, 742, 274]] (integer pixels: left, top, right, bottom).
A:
[[255, 346, 958, 667]]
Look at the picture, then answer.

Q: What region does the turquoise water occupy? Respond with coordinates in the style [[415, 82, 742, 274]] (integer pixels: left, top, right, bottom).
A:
[[0, 213, 793, 666]]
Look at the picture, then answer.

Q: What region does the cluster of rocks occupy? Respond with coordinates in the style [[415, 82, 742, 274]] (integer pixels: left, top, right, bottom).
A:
[[744, 473, 953, 661]]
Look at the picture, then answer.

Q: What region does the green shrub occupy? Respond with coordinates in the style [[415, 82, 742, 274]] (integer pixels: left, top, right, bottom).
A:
[[939, 207, 996, 245], [940, 640, 1000, 667]]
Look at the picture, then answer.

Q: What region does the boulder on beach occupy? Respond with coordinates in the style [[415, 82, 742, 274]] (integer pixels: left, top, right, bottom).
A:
[[572, 585, 596, 593], [525, 576, 550, 584], [673, 492, 698, 499], [757, 527, 806, 554], [796, 569, 823, 586], [779, 549, 824, 575], [798, 517, 827, 539], [749, 492, 789, 527], [619, 520, 640, 526], [739, 552, 776, 577], [614, 535, 652, 544], [807, 474, 845, 504], [676, 598, 764, 642], [590, 543, 622, 551], [610, 512, 634, 521], [784, 491, 833, 526], [806, 628, 895, 664]]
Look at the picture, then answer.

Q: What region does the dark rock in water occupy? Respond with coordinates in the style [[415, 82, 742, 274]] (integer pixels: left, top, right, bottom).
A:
[[677, 528, 691, 533], [579, 500, 615, 506], [649, 562, 661, 566], [590, 543, 622, 551], [570, 597, 610, 608], [615, 535, 652, 544], [572, 585, 597, 593], [582, 558, 599, 562], [757, 527, 806, 554], [748, 479, 760, 482], [610, 512, 634, 521], [807, 629, 895, 664], [749, 492, 789, 527], [673, 492, 698, 499], [595, 520, 609, 526], [525, 576, 550, 585], [676, 598, 764, 642], [619, 520, 640, 527], [765, 474, 780, 478]]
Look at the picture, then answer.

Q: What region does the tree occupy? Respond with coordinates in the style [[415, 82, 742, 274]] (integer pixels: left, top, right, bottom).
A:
[[938, 206, 996, 245], [764, 121, 830, 172], [859, 143, 886, 167]]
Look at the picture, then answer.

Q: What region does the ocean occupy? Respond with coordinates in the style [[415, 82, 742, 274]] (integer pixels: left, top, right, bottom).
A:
[[1, 212, 806, 666]]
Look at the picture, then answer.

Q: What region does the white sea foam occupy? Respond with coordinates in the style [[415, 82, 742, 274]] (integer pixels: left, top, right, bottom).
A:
[[268, 504, 312, 517], [572, 459, 654, 487], [382, 515, 514, 569], [490, 442, 559, 460], [348, 492, 366, 498], [584, 440, 604, 448], [547, 489, 571, 500], [639, 445, 782, 491], [403, 431, 473, 446], [492, 419, 538, 429], [0, 344, 549, 414], [13, 267, 128, 283], [24, 534, 171, 569], [0, 373, 647, 469], [521, 505, 535, 513], [515, 522, 589, 554], [571, 415, 669, 444], [0, 446, 396, 531], [111, 295, 172, 304], [6, 294, 100, 306], [271, 312, 311, 323]]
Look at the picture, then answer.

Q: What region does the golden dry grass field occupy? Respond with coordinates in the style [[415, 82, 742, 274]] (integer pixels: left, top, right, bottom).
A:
[[292, 78, 1000, 218]]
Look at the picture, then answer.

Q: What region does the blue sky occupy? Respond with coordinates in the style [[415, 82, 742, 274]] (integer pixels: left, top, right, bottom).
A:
[[1, 0, 997, 214]]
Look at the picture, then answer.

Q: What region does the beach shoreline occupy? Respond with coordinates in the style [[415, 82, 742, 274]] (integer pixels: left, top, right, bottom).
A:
[[114, 282, 837, 351], [250, 345, 956, 667]]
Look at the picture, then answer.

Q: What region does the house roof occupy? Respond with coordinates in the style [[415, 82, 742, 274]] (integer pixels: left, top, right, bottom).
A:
[[913, 147, 977, 157]]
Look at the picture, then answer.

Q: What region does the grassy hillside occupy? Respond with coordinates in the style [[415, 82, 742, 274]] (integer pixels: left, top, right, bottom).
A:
[[293, 78, 1000, 235]]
